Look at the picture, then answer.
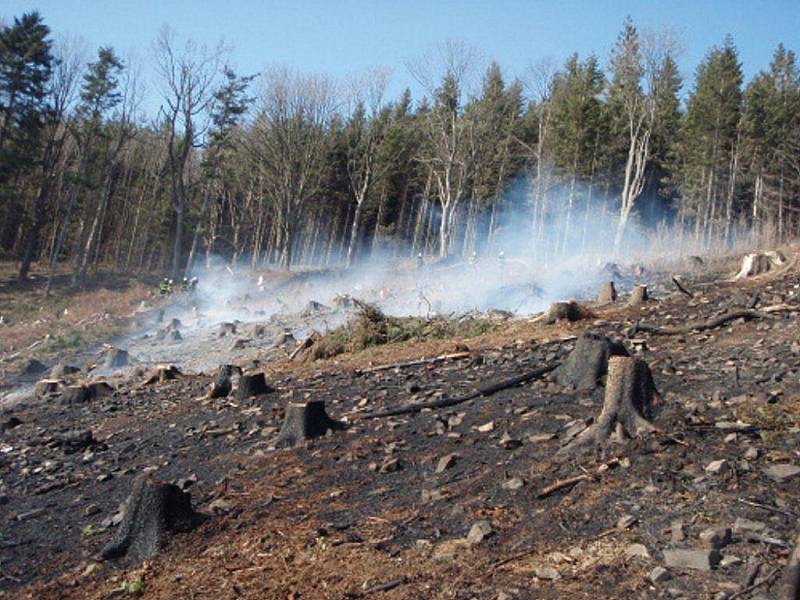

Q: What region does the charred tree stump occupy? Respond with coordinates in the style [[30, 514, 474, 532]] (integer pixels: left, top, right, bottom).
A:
[[61, 385, 92, 404], [143, 365, 182, 385], [275, 400, 345, 448], [208, 365, 238, 399], [50, 363, 80, 378], [558, 356, 658, 456], [554, 332, 629, 391], [35, 379, 63, 398], [628, 285, 649, 306], [104, 348, 129, 368], [237, 372, 275, 400], [218, 322, 237, 337], [100, 475, 205, 563], [597, 282, 617, 304]]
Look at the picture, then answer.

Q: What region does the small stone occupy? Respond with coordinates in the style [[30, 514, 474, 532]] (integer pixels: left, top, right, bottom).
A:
[[663, 548, 720, 571], [720, 555, 742, 568], [670, 519, 685, 543], [617, 514, 638, 530], [534, 565, 560, 580], [502, 477, 525, 491], [764, 463, 800, 482], [379, 458, 402, 473], [433, 539, 469, 561], [744, 447, 760, 460], [649, 566, 672, 583], [208, 498, 232, 514], [84, 504, 101, 517], [477, 421, 495, 433], [625, 543, 650, 559], [435, 453, 458, 474], [467, 520, 493, 545], [705, 459, 729, 475], [724, 433, 737, 443], [499, 432, 522, 449], [699, 527, 732, 549]]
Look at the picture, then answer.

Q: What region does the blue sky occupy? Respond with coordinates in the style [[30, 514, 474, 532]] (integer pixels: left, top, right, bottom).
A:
[[4, 0, 800, 114]]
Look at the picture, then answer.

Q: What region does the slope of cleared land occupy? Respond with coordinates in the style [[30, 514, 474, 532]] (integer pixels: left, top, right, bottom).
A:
[[2, 252, 800, 599]]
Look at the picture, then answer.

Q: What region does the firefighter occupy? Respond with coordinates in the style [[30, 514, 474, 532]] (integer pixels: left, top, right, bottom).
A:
[[159, 278, 171, 296], [468, 251, 477, 267], [180, 277, 190, 292], [416, 252, 424, 271], [498, 250, 506, 266]]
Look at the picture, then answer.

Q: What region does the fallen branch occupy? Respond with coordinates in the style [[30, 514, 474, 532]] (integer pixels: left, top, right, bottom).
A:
[[346, 577, 407, 598], [355, 352, 471, 375], [627, 304, 796, 337], [737, 497, 797, 518], [728, 566, 781, 599], [671, 276, 694, 298], [356, 362, 559, 419], [537, 458, 620, 498]]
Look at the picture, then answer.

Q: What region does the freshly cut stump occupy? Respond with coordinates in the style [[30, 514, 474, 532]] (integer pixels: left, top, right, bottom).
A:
[[275, 400, 345, 448], [558, 356, 658, 456], [597, 281, 617, 304], [628, 285, 649, 306], [209, 365, 238, 399], [237, 372, 275, 400], [555, 332, 629, 391], [735, 250, 787, 279], [100, 476, 204, 563], [104, 348, 129, 368]]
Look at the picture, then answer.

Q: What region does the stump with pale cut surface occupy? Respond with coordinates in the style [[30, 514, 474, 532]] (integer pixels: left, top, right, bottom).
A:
[[628, 284, 649, 306], [558, 356, 658, 456], [597, 281, 617, 304], [275, 400, 345, 448]]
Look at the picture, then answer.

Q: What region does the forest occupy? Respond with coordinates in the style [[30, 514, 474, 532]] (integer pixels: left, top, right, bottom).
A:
[[1, 11, 799, 287]]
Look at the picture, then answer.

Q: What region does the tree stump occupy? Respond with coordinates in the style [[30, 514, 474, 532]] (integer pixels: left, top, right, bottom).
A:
[[50, 363, 80, 378], [597, 281, 617, 304], [21, 358, 48, 376], [237, 372, 275, 400], [218, 322, 237, 337], [685, 255, 704, 271], [99, 476, 205, 563], [558, 356, 658, 456], [167, 329, 182, 342], [166, 318, 181, 331], [628, 285, 649, 306], [545, 301, 586, 324], [208, 365, 239, 398], [275, 400, 345, 448], [143, 365, 182, 385], [104, 348, 129, 368], [61, 385, 92, 404], [735, 251, 787, 279], [554, 332, 629, 390], [778, 533, 800, 599], [35, 379, 63, 398]]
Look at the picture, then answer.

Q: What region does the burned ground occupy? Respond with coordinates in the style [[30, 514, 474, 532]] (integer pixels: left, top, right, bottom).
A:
[[2, 254, 800, 599]]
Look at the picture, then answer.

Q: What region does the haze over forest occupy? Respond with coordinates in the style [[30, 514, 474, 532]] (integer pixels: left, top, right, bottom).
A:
[[1, 9, 799, 285]]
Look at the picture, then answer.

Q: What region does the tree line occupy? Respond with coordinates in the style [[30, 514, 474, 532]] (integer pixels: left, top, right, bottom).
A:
[[1, 12, 799, 290]]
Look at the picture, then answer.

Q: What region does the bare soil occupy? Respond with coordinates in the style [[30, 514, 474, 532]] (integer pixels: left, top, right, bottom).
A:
[[2, 254, 800, 599]]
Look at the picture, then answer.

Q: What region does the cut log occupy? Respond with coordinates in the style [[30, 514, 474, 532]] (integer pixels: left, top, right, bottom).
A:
[[104, 348, 129, 368], [208, 364, 238, 398], [558, 356, 658, 456], [628, 285, 649, 306], [554, 332, 629, 391], [671, 276, 694, 298], [275, 400, 345, 448], [236, 372, 275, 399], [99, 475, 205, 563], [597, 281, 617, 304]]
